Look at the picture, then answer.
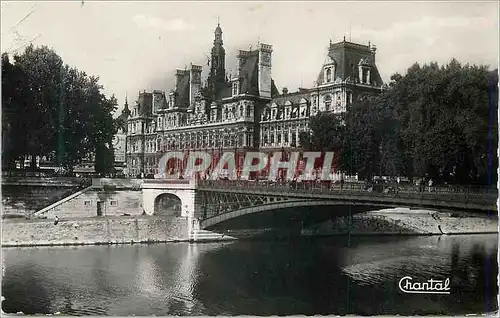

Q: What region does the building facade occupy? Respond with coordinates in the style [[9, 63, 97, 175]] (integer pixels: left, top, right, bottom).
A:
[[124, 24, 384, 178]]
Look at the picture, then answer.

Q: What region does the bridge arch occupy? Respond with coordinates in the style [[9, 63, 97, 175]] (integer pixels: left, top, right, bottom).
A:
[[141, 184, 197, 218], [154, 193, 182, 217], [201, 199, 396, 229]]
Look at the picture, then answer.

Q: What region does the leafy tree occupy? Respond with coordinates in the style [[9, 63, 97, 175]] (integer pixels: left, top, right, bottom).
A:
[[392, 59, 498, 184], [92, 93, 118, 176], [1, 44, 119, 174], [299, 111, 346, 151], [14, 45, 64, 169], [1, 53, 25, 169], [299, 111, 346, 170], [303, 59, 498, 185]]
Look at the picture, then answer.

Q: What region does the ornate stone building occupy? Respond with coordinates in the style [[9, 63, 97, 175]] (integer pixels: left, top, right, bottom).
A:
[[124, 24, 384, 178]]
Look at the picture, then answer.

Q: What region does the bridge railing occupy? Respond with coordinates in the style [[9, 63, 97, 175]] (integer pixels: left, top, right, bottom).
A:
[[197, 180, 497, 207]]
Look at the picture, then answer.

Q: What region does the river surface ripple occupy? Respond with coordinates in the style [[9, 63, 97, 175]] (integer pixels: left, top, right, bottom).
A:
[[2, 234, 498, 316]]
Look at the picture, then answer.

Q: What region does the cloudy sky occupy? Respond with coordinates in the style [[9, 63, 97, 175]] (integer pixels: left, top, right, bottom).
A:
[[1, 1, 498, 115]]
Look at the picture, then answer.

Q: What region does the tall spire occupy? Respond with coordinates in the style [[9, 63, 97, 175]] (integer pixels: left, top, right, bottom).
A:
[[209, 20, 226, 101], [120, 92, 131, 119], [214, 22, 223, 45]]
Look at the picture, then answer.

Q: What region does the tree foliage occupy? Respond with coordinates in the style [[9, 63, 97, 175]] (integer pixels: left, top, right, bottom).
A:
[[1, 45, 118, 175], [303, 59, 498, 185], [299, 112, 346, 152]]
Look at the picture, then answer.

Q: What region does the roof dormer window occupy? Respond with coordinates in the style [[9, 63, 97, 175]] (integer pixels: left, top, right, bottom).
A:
[[362, 68, 369, 84]]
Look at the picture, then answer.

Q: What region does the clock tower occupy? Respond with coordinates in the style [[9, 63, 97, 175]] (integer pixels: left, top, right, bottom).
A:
[[207, 22, 227, 102]]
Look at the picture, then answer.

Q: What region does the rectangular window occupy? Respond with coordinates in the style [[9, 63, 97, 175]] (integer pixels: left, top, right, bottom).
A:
[[84, 200, 91, 206], [291, 132, 297, 146], [233, 83, 238, 96], [110, 200, 117, 206], [362, 69, 368, 84]]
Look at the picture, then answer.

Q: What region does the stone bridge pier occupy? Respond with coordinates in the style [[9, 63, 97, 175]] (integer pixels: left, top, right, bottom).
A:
[[141, 179, 202, 237]]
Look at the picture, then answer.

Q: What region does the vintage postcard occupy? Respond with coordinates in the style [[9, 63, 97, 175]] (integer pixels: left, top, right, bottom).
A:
[[1, 1, 498, 316]]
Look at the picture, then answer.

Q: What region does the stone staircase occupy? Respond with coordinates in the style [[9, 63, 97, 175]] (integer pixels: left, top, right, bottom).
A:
[[1, 179, 87, 218], [190, 229, 237, 242]]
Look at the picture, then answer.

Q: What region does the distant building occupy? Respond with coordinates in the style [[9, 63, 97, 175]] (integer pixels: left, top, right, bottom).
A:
[[124, 24, 384, 177]]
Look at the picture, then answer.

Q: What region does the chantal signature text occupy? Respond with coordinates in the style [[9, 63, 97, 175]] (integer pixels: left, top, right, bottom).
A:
[[398, 276, 451, 294]]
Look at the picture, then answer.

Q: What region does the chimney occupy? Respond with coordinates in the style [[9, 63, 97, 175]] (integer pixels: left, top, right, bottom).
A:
[[282, 87, 288, 95], [175, 69, 189, 89], [258, 43, 273, 98], [152, 90, 163, 115], [237, 50, 251, 76], [189, 64, 202, 107], [370, 44, 377, 63]]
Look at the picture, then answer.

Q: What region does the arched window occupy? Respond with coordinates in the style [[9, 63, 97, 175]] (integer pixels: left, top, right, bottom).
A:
[[326, 68, 332, 82]]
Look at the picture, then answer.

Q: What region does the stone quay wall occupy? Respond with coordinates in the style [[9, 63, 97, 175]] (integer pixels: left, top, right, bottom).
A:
[[35, 188, 144, 219], [302, 209, 498, 236], [2, 177, 85, 217], [1, 216, 189, 247], [35, 179, 146, 219]]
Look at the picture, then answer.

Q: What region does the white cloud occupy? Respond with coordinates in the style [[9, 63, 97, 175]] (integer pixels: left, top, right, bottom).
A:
[[132, 15, 194, 31]]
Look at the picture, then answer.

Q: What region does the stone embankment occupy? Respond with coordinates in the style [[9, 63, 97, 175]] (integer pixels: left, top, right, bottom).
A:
[[1, 177, 86, 218], [302, 208, 498, 236], [1, 209, 497, 247], [1, 216, 189, 247]]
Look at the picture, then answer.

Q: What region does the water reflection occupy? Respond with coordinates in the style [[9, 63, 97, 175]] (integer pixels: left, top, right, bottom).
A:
[[2, 235, 497, 316]]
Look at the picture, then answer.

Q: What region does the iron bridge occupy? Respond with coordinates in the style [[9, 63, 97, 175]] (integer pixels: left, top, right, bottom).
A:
[[196, 180, 498, 228]]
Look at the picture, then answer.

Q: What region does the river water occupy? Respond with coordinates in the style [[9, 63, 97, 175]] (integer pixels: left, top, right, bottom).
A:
[[2, 234, 498, 316]]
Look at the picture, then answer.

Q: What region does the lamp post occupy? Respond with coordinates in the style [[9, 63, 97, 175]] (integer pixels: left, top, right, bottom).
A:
[[379, 143, 383, 181]]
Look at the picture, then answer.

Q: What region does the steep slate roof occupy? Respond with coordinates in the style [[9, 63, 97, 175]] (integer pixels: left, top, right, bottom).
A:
[[239, 50, 260, 96], [271, 91, 310, 107], [220, 82, 232, 99], [176, 72, 191, 108], [219, 50, 279, 99], [153, 90, 168, 111], [271, 80, 279, 97], [137, 92, 153, 116], [316, 40, 383, 87]]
